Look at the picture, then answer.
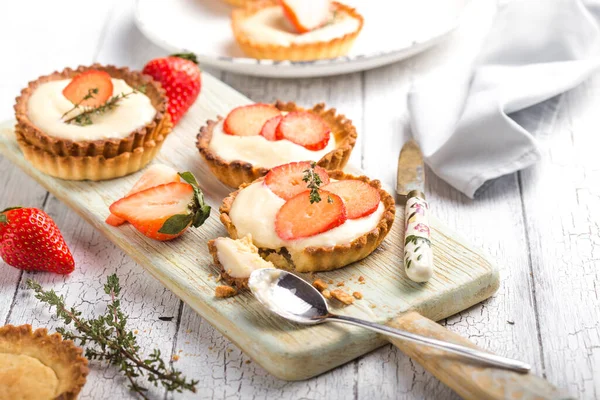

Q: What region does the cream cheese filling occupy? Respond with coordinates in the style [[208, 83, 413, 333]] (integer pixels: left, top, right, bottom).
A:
[[229, 181, 384, 250], [27, 78, 156, 141], [208, 118, 336, 169], [214, 235, 273, 278], [240, 6, 360, 46]]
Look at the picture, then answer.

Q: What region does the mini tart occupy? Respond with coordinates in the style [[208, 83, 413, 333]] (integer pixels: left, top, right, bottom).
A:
[[219, 171, 395, 272], [232, 1, 363, 61], [14, 64, 172, 181], [197, 101, 357, 188], [0, 324, 88, 400]]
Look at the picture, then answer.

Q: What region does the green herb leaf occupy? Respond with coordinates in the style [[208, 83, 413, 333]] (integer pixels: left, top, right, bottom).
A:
[[158, 213, 194, 235], [303, 162, 325, 203]]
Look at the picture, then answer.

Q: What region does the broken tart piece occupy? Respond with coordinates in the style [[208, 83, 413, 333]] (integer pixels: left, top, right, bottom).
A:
[[197, 101, 357, 188], [208, 235, 274, 289], [219, 162, 395, 272]]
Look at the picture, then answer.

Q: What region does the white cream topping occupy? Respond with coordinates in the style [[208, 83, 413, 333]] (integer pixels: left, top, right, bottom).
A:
[[215, 235, 273, 278], [229, 181, 384, 250], [208, 118, 335, 169], [27, 78, 156, 141], [240, 6, 360, 46]]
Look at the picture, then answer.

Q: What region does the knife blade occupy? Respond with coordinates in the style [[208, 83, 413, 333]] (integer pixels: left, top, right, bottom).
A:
[[397, 140, 433, 282]]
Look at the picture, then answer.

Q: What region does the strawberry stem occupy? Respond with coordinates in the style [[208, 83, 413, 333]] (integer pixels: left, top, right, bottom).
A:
[[170, 52, 198, 65], [0, 206, 22, 223]]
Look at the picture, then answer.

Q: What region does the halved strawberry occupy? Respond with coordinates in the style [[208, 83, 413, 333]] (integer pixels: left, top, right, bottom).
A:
[[265, 161, 329, 200], [276, 112, 331, 150], [106, 164, 180, 227], [223, 104, 281, 136], [62, 70, 113, 107], [109, 172, 210, 241], [322, 180, 380, 219], [280, 0, 331, 33], [259, 115, 283, 141], [275, 190, 346, 240]]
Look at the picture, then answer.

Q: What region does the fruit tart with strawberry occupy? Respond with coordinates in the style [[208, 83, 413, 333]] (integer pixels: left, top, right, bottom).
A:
[[14, 64, 172, 181], [231, 0, 363, 61], [219, 162, 395, 272], [197, 101, 357, 187]]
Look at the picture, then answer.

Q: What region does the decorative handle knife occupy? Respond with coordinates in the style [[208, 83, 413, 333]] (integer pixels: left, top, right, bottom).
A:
[[397, 140, 433, 282]]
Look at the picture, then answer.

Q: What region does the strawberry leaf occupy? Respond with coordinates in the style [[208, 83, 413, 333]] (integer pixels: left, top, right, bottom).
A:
[[178, 171, 199, 188], [192, 204, 211, 227], [171, 52, 199, 65], [0, 214, 6, 224], [158, 213, 193, 235]]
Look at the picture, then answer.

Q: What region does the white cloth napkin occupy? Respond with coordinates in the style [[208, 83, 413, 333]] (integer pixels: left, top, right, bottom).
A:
[[408, 0, 600, 198]]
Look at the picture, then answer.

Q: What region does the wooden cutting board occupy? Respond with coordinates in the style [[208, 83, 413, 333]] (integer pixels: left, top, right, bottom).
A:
[[0, 73, 498, 381]]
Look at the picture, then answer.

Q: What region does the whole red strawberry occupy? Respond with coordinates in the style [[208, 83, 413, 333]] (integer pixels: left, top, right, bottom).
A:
[[0, 207, 75, 274], [142, 53, 202, 126]]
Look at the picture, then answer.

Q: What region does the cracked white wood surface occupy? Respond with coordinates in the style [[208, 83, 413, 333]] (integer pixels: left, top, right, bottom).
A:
[[0, 0, 598, 399]]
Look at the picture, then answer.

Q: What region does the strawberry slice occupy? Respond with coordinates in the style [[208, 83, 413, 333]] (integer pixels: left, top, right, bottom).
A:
[[265, 161, 329, 200], [259, 115, 283, 141], [62, 70, 113, 107], [276, 111, 331, 150], [322, 180, 380, 219], [109, 172, 210, 241], [280, 0, 331, 33], [106, 164, 180, 227], [275, 190, 346, 240], [224, 104, 281, 136]]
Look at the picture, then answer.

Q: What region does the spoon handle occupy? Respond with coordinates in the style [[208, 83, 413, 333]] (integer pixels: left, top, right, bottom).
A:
[[326, 313, 531, 373]]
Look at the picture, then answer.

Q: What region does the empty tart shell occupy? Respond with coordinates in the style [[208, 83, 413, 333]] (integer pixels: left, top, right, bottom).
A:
[[14, 64, 169, 158], [231, 1, 364, 61], [197, 101, 357, 188], [0, 324, 89, 400], [219, 170, 396, 272]]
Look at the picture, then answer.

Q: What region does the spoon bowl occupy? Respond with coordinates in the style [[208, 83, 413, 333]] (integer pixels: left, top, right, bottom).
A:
[[249, 268, 329, 324]]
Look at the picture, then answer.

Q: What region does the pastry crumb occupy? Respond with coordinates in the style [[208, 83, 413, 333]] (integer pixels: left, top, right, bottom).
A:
[[312, 279, 328, 291], [352, 291, 363, 300], [215, 285, 237, 298], [328, 279, 334, 284], [358, 276, 365, 283], [133, 330, 138, 334], [172, 355, 180, 361], [331, 289, 354, 305], [369, 304, 377, 309], [336, 281, 345, 287], [245, 360, 251, 364], [322, 289, 332, 299]]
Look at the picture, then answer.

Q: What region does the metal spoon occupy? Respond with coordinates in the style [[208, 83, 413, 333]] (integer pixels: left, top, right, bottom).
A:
[[248, 268, 531, 373]]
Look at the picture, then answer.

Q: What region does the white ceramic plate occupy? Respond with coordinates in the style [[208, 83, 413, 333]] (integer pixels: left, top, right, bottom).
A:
[[135, 0, 470, 78]]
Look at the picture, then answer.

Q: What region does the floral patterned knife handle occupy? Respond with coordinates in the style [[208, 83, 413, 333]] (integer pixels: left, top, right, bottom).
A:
[[404, 190, 433, 282]]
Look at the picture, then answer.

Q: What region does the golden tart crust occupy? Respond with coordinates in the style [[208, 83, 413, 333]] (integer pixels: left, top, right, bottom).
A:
[[197, 101, 357, 188], [219, 171, 396, 272], [222, 0, 257, 7], [0, 324, 88, 400], [231, 1, 364, 61]]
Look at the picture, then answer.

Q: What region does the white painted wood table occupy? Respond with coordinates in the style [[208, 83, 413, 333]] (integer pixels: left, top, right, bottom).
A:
[[1, 1, 599, 399]]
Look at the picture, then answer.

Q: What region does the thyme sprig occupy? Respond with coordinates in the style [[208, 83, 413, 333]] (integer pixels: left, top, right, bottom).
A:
[[60, 88, 99, 120], [302, 162, 332, 204], [63, 90, 138, 126], [26, 275, 197, 399]]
